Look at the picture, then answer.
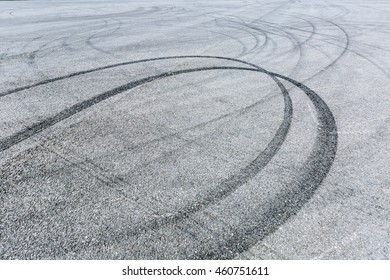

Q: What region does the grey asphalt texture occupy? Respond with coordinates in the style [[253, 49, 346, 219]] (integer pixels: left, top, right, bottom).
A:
[[0, 0, 389, 259]]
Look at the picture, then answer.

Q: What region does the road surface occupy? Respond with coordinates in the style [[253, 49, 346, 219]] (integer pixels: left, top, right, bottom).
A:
[[0, 0, 389, 259]]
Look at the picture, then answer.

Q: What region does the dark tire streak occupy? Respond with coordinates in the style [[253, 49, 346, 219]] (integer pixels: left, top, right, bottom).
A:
[[0, 65, 280, 152], [0, 55, 274, 98], [196, 75, 338, 259], [0, 54, 337, 259]]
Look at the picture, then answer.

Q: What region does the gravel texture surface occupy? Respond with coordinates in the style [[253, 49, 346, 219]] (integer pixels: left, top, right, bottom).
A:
[[0, 0, 389, 259]]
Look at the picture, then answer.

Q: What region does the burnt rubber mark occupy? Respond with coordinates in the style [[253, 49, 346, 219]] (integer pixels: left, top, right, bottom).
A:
[[194, 76, 338, 260], [0, 66, 286, 153], [1, 55, 337, 260], [97, 67, 337, 261], [0, 55, 269, 98], [0, 61, 293, 257], [126, 77, 291, 225], [76, 75, 293, 254]]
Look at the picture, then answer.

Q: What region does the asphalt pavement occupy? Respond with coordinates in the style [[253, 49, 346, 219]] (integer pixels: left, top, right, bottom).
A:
[[0, 0, 389, 259]]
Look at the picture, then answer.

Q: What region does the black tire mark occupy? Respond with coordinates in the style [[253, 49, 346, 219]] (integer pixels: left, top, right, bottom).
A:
[[242, 15, 350, 85], [279, 14, 387, 79], [242, 20, 302, 63], [211, 14, 279, 64], [1, 63, 293, 258], [108, 67, 337, 260], [0, 55, 337, 259], [247, 15, 347, 93], [246, 21, 304, 75], [113, 76, 292, 254], [0, 55, 255, 98], [194, 74, 338, 259], [0, 57, 291, 239], [304, 16, 350, 75], [2, 20, 113, 64], [303, 15, 389, 78], [0, 65, 285, 152], [292, 17, 334, 61]]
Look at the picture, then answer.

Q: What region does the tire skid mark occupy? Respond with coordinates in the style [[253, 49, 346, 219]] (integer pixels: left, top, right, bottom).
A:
[[243, 21, 303, 64], [304, 15, 389, 78], [229, 13, 311, 55], [282, 14, 388, 79], [1, 20, 115, 64], [252, 17, 342, 44], [35, 89, 277, 222], [292, 17, 334, 60], [0, 65, 284, 152], [0, 55, 337, 259], [244, 15, 350, 85], [0, 55, 252, 97], [245, 20, 305, 77], [115, 70, 337, 260], [0, 56, 292, 256], [194, 75, 338, 260], [304, 16, 350, 75], [113, 76, 292, 255], [1, 55, 288, 150]]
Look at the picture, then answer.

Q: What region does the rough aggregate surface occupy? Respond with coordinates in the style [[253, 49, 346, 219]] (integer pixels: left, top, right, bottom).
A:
[[0, 0, 389, 259]]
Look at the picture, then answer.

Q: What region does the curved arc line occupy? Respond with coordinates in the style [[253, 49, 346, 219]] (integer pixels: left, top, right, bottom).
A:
[[0, 55, 337, 259]]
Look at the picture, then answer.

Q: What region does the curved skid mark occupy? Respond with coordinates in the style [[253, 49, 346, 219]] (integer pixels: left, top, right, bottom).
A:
[[0, 57, 292, 255], [307, 16, 350, 75], [195, 74, 338, 259], [91, 73, 292, 243], [1, 55, 260, 98], [0, 55, 337, 259], [0, 65, 281, 152], [305, 15, 389, 78], [243, 21, 302, 64], [256, 13, 350, 72]]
